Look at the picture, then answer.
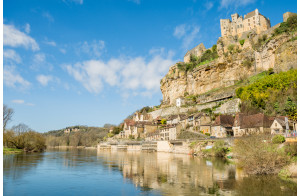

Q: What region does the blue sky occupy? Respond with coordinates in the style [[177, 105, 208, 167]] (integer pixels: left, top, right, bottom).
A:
[[3, 0, 297, 132]]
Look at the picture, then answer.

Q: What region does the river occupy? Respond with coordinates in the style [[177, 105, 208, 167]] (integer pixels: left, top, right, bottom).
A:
[[3, 148, 296, 196]]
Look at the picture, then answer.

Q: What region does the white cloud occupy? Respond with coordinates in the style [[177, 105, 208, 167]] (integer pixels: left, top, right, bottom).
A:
[[220, 0, 256, 8], [33, 53, 46, 63], [4, 66, 31, 89], [44, 41, 56, 46], [43, 12, 54, 22], [11, 99, 34, 106], [173, 24, 186, 39], [25, 23, 30, 33], [60, 48, 67, 54], [78, 40, 105, 57], [36, 75, 53, 86], [173, 24, 200, 50], [12, 99, 25, 104], [4, 24, 39, 51], [205, 1, 214, 10], [65, 49, 175, 95], [3, 49, 22, 63]]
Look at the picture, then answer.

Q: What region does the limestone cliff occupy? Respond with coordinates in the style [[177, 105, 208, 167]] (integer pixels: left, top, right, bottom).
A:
[[160, 22, 297, 106]]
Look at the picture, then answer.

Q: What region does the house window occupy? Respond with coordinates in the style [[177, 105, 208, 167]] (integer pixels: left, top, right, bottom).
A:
[[275, 123, 277, 127]]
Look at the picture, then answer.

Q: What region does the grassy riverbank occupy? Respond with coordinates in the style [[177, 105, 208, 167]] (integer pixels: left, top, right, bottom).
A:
[[3, 148, 23, 154]]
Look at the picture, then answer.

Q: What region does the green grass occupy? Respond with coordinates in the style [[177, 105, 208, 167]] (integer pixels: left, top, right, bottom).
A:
[[4, 147, 23, 154]]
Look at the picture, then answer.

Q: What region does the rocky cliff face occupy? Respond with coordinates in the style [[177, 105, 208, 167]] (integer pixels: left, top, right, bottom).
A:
[[160, 25, 297, 106]]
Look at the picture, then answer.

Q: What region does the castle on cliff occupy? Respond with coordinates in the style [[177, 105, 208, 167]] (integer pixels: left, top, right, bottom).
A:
[[220, 9, 271, 38]]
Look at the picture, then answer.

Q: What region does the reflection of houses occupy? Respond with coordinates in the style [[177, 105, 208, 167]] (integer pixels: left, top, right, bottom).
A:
[[233, 113, 272, 137], [211, 115, 234, 138], [270, 117, 293, 135]]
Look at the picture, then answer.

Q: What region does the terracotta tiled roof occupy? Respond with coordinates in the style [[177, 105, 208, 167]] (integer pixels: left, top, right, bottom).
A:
[[124, 119, 135, 126], [239, 113, 272, 129], [213, 115, 234, 127]]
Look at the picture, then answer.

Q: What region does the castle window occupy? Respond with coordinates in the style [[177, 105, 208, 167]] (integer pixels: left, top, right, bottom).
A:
[[248, 19, 250, 22]]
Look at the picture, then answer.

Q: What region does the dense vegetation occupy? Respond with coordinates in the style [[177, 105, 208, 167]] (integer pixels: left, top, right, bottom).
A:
[[236, 69, 297, 120], [234, 135, 296, 175], [177, 45, 218, 72], [273, 15, 297, 36], [3, 123, 46, 152], [45, 126, 108, 147]]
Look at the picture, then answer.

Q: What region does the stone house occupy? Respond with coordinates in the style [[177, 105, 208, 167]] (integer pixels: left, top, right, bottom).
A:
[[211, 115, 234, 138], [178, 114, 189, 129], [183, 43, 206, 63], [220, 9, 271, 38], [159, 125, 178, 141], [193, 113, 211, 134], [134, 110, 152, 122], [145, 130, 160, 141], [270, 117, 293, 135], [233, 113, 272, 137], [123, 119, 135, 138]]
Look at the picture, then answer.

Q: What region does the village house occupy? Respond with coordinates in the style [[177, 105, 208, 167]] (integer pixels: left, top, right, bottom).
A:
[[211, 115, 234, 138], [270, 117, 294, 135], [145, 130, 160, 141], [193, 113, 211, 134], [233, 113, 272, 137], [159, 125, 178, 141], [134, 110, 152, 122], [123, 119, 135, 138], [220, 9, 271, 38]]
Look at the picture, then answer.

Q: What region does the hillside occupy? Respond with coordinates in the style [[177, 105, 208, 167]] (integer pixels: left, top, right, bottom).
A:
[[44, 126, 108, 147], [160, 15, 297, 107]]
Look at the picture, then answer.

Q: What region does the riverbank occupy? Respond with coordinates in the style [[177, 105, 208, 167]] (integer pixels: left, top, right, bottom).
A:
[[3, 148, 23, 154], [47, 146, 97, 149]]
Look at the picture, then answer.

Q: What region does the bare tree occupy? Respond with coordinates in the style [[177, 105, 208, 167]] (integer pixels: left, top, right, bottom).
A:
[[3, 104, 14, 131]]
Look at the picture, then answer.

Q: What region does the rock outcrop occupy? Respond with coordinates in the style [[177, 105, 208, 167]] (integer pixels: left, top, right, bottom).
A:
[[160, 23, 297, 106]]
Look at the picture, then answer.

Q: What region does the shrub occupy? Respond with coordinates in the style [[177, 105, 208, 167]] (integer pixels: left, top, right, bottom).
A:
[[284, 143, 297, 157], [212, 140, 228, 157], [234, 135, 288, 174], [161, 119, 167, 125], [242, 58, 253, 68], [212, 44, 217, 53], [272, 135, 286, 144], [273, 15, 297, 36], [205, 133, 210, 136], [236, 69, 297, 118], [227, 44, 235, 53], [239, 39, 245, 46]]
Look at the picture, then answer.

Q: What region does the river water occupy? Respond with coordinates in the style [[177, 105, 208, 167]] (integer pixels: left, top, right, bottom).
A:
[[3, 148, 296, 196]]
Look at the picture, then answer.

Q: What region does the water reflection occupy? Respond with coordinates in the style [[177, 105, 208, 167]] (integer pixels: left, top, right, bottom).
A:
[[96, 151, 297, 196], [4, 152, 44, 181], [3, 149, 296, 196]]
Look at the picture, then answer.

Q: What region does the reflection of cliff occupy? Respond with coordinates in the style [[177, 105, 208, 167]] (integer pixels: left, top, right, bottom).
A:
[[97, 151, 238, 195]]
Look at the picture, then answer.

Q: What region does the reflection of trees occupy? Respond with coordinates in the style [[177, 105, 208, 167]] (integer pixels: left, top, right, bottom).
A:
[[3, 153, 44, 181], [235, 175, 297, 196]]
